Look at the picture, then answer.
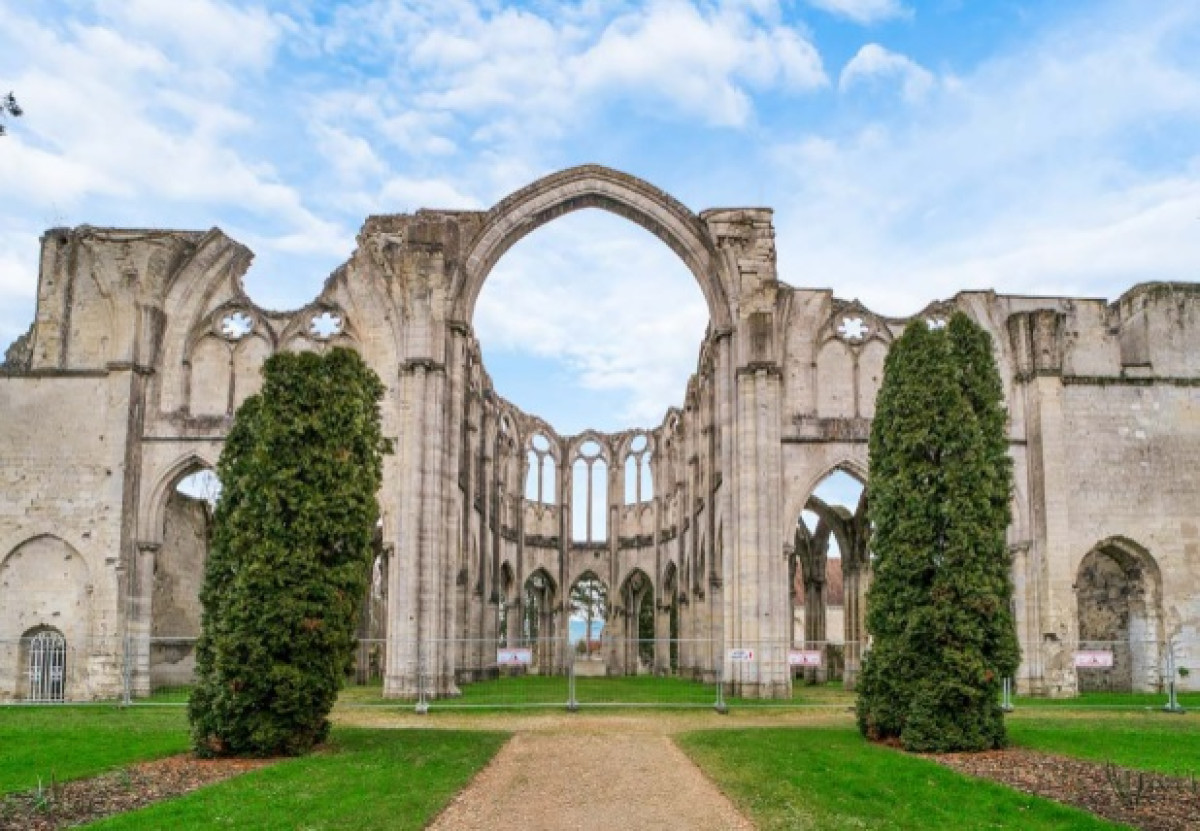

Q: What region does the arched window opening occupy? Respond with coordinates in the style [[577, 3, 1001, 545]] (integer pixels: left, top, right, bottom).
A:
[[623, 434, 654, 504], [525, 433, 557, 504], [175, 469, 221, 510], [571, 441, 607, 542]]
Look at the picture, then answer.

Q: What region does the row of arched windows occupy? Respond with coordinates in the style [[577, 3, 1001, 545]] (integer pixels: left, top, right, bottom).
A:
[[522, 432, 655, 543]]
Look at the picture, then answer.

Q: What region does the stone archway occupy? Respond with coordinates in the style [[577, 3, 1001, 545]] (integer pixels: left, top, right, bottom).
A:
[[1076, 537, 1164, 693], [453, 165, 734, 330], [0, 535, 91, 702]]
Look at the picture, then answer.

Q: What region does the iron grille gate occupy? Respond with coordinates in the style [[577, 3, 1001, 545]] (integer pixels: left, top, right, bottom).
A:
[[28, 630, 66, 702]]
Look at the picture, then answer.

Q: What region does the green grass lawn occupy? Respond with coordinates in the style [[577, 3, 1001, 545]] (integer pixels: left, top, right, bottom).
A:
[[677, 726, 1128, 830], [1007, 713, 1200, 775], [338, 675, 855, 709], [1015, 691, 1200, 709], [0, 706, 190, 794], [84, 728, 507, 831]]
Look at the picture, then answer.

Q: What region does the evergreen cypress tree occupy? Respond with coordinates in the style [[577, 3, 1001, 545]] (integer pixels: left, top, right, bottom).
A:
[[189, 348, 390, 757], [857, 313, 1019, 752]]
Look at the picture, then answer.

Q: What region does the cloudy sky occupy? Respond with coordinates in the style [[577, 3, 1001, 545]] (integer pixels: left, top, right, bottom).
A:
[[2, 0, 1198, 435]]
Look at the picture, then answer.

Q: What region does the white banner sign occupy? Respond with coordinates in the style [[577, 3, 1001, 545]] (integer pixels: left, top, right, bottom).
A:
[[1074, 650, 1114, 668], [788, 650, 823, 668], [728, 648, 755, 663], [497, 648, 533, 666]]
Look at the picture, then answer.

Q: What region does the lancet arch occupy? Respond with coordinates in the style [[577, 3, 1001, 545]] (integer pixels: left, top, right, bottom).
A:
[[454, 165, 733, 329]]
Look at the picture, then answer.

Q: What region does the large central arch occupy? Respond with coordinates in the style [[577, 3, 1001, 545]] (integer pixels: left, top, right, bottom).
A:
[[452, 165, 734, 330]]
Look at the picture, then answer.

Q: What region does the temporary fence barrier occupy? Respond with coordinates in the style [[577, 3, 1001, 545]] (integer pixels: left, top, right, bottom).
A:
[[0, 635, 1195, 711]]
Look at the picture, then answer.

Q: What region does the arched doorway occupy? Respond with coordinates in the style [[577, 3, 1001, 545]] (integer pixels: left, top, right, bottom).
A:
[[25, 627, 67, 702], [1076, 538, 1163, 693], [569, 571, 608, 676], [0, 536, 91, 702], [661, 561, 680, 674], [617, 569, 655, 675], [791, 468, 868, 687], [149, 466, 220, 694], [522, 568, 558, 673]]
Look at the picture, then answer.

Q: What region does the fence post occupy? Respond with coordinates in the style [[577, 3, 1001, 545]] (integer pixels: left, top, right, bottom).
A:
[[122, 635, 132, 707], [415, 658, 429, 715], [1001, 677, 1014, 712], [1164, 643, 1185, 715], [714, 664, 728, 715], [566, 657, 579, 712]]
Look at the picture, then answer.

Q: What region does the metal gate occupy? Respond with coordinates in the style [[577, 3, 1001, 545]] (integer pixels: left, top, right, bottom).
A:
[[28, 630, 66, 702]]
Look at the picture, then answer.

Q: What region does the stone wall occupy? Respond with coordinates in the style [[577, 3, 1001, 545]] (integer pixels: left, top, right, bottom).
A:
[[0, 166, 1197, 700]]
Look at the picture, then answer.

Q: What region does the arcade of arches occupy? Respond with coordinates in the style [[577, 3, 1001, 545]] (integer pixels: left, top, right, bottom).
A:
[[2, 165, 1199, 701]]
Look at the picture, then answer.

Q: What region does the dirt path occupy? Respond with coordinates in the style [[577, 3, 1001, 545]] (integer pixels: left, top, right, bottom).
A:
[[427, 729, 755, 831]]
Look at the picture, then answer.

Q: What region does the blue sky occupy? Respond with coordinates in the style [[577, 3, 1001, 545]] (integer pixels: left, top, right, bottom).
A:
[[2, 0, 1198, 436]]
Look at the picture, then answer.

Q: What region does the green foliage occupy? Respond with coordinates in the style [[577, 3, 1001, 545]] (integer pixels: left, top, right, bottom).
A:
[[857, 313, 1020, 752], [189, 348, 391, 757], [0, 91, 21, 137]]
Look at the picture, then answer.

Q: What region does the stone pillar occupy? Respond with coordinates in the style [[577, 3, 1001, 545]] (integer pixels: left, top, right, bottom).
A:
[[127, 542, 158, 697], [1010, 310, 1074, 696]]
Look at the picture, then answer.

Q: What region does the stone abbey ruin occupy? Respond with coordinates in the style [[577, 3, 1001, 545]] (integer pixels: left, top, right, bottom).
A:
[[1, 165, 1198, 701]]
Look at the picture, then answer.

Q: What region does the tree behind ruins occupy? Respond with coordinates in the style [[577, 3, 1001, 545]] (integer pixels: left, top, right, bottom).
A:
[[189, 348, 390, 757], [856, 313, 1019, 752]]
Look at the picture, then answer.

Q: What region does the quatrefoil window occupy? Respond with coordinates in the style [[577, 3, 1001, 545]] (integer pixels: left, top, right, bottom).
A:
[[220, 312, 254, 341], [310, 311, 343, 340], [837, 317, 868, 340], [927, 317, 948, 330]]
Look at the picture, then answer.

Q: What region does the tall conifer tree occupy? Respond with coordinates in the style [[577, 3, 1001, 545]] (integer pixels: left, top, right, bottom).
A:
[[189, 348, 390, 757], [857, 313, 1018, 751]]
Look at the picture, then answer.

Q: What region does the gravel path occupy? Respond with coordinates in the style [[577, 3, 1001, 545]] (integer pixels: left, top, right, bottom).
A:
[[428, 729, 755, 830]]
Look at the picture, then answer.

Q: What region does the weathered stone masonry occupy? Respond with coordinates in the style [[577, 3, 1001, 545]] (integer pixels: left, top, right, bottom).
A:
[[1, 165, 1197, 700]]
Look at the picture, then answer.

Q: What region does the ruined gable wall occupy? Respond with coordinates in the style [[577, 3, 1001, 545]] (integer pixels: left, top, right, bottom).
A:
[[0, 374, 133, 697], [1044, 286, 1200, 687]]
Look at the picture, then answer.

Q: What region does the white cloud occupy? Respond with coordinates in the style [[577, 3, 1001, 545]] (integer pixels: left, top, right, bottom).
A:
[[839, 43, 935, 102], [95, 0, 285, 72], [804, 0, 909, 25], [318, 0, 826, 135], [772, 3, 1200, 314], [378, 177, 482, 211], [575, 1, 826, 126], [312, 124, 387, 185]]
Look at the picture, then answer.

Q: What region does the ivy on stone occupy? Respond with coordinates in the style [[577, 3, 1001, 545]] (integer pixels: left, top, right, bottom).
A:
[[189, 348, 391, 757], [856, 313, 1020, 752]]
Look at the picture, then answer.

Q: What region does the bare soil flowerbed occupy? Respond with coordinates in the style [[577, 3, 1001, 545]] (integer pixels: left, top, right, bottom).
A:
[[926, 747, 1200, 831], [0, 755, 271, 830]]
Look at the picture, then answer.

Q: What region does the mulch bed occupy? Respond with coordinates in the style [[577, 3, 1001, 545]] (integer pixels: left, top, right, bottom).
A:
[[926, 747, 1200, 831], [0, 755, 272, 830]]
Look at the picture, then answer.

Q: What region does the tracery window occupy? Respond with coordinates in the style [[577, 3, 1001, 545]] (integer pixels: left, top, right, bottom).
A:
[[571, 440, 607, 542], [623, 433, 654, 504], [524, 433, 557, 504]]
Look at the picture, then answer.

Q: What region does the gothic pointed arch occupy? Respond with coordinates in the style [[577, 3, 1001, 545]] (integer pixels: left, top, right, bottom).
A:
[[454, 165, 733, 329]]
